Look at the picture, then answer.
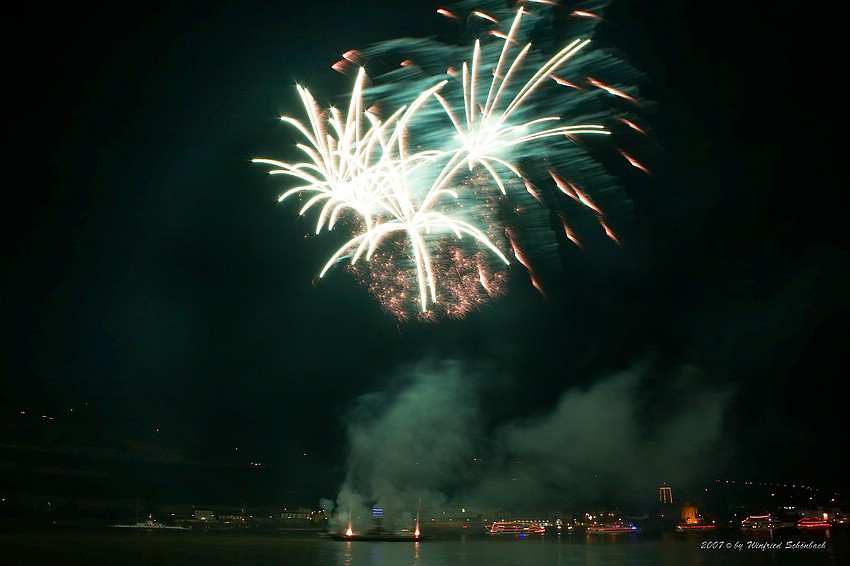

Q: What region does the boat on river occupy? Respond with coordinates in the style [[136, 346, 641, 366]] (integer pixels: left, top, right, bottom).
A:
[[109, 518, 189, 530], [740, 514, 793, 531], [328, 525, 427, 541], [676, 518, 717, 531], [485, 521, 545, 535], [586, 522, 641, 535], [796, 516, 831, 529]]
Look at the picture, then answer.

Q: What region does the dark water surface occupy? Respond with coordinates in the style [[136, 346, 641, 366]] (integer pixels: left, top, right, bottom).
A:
[[1, 527, 846, 565]]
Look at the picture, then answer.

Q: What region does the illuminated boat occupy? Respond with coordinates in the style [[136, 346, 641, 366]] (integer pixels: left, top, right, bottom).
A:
[[485, 521, 545, 535], [740, 514, 793, 531], [796, 516, 831, 529], [109, 518, 189, 530], [676, 516, 716, 531], [586, 522, 641, 535], [676, 520, 717, 531]]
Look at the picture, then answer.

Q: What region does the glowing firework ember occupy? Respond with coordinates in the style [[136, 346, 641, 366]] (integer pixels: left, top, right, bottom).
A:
[[255, 0, 646, 320]]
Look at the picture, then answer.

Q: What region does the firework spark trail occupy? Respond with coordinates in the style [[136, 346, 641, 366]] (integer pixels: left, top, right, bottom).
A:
[[255, 0, 647, 320], [429, 8, 611, 198]]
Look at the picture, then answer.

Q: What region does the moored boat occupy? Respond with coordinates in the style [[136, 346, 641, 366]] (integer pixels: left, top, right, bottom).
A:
[[586, 522, 641, 535], [328, 525, 427, 541], [676, 518, 717, 531], [740, 514, 793, 531], [796, 516, 831, 529], [109, 518, 189, 530], [485, 521, 545, 535]]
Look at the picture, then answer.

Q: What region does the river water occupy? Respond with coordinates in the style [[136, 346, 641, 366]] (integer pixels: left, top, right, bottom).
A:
[[2, 526, 846, 565]]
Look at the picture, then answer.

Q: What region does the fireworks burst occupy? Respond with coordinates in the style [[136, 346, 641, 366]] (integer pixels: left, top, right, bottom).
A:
[[255, 0, 647, 321]]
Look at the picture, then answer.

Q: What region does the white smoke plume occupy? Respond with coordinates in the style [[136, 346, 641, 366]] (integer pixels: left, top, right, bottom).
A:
[[328, 358, 732, 530], [329, 359, 480, 531]]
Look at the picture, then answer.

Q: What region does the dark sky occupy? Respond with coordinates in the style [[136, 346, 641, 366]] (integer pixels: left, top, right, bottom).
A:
[[3, 0, 848, 511]]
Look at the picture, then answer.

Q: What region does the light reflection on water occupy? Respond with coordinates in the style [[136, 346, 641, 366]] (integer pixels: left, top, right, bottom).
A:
[[1, 528, 845, 566], [313, 530, 845, 566]]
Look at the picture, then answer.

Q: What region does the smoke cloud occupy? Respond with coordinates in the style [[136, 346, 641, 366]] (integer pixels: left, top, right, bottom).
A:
[[330, 359, 480, 531], [328, 358, 732, 530]]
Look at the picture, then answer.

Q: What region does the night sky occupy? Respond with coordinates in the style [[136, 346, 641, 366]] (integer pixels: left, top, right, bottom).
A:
[[3, 0, 848, 512]]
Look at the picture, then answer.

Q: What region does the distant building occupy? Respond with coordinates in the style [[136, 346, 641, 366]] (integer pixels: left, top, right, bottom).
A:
[[583, 509, 625, 525], [194, 509, 214, 521], [655, 486, 677, 527], [681, 503, 698, 524], [424, 507, 497, 525], [280, 508, 311, 521], [494, 510, 511, 522]]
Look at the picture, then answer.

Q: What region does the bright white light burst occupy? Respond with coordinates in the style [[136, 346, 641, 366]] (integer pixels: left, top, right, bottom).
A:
[[255, 1, 647, 321]]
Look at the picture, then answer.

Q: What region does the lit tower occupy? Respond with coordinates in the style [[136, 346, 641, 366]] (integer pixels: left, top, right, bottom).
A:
[[659, 484, 673, 504]]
